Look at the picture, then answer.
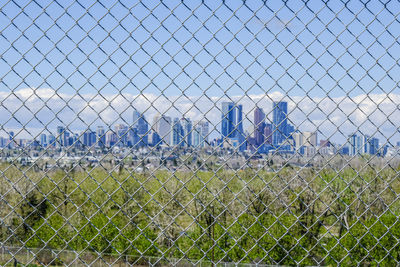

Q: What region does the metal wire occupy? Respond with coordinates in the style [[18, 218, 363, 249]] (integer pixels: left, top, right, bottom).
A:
[[1, 0, 400, 266]]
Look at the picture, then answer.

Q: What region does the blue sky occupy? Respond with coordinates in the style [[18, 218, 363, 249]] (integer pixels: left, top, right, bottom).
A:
[[0, 0, 399, 143], [1, 0, 399, 97]]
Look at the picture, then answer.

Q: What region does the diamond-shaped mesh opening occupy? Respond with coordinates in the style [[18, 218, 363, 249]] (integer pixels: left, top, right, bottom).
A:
[[1, 0, 400, 266]]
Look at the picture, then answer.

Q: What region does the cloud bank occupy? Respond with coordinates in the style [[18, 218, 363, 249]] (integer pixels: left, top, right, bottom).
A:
[[1, 88, 399, 144]]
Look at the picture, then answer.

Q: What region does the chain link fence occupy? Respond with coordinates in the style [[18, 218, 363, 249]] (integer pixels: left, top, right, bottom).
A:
[[1, 0, 400, 266]]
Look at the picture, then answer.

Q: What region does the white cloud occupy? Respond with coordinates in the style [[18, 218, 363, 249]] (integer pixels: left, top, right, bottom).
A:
[[0, 88, 399, 144]]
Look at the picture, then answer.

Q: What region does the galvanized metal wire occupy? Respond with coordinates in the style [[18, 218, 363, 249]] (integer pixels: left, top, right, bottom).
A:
[[1, 0, 400, 266]]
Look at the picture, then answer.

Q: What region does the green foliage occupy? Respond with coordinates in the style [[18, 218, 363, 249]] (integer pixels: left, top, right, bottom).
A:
[[1, 162, 400, 265]]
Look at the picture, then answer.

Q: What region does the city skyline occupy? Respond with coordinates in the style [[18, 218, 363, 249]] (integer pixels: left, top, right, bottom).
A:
[[0, 100, 396, 158], [1, 88, 399, 145]]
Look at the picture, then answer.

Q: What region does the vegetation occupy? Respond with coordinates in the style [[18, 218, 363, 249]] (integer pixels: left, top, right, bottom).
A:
[[1, 160, 400, 266]]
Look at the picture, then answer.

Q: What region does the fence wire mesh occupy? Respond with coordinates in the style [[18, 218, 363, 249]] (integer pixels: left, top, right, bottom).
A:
[[1, 0, 400, 266]]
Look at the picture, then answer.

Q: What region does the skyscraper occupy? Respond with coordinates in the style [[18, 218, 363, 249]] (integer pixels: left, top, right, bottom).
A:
[[40, 133, 47, 147], [369, 137, 379, 155], [303, 131, 317, 147], [129, 127, 140, 147], [180, 117, 192, 147], [72, 133, 79, 147], [48, 134, 56, 148], [96, 126, 106, 148], [200, 121, 209, 145], [292, 132, 303, 150], [221, 102, 245, 151], [272, 101, 288, 146], [193, 121, 209, 148], [82, 130, 96, 147], [56, 126, 65, 147], [360, 135, 371, 154], [349, 133, 377, 156], [151, 131, 161, 147], [356, 135, 366, 154], [193, 127, 201, 148], [64, 131, 71, 146], [348, 133, 357, 156], [106, 131, 117, 147], [254, 107, 265, 147], [221, 102, 236, 138], [264, 123, 272, 145], [172, 118, 184, 146], [114, 124, 129, 147], [133, 110, 149, 146], [153, 114, 172, 145], [292, 131, 317, 155], [236, 105, 244, 137]]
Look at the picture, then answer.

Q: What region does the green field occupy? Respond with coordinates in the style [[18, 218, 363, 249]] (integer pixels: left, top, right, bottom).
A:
[[1, 161, 400, 266]]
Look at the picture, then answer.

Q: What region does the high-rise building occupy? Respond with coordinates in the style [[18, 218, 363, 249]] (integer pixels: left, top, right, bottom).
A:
[[56, 126, 63, 146], [96, 126, 106, 147], [153, 114, 172, 145], [381, 144, 389, 157], [180, 117, 192, 147], [264, 123, 272, 145], [292, 131, 317, 155], [40, 134, 47, 147], [193, 126, 201, 148], [7, 131, 15, 149], [64, 131, 71, 146], [320, 140, 331, 147], [48, 134, 56, 148], [131, 127, 141, 147], [56, 126, 67, 147], [90, 131, 96, 146], [286, 124, 295, 137], [106, 131, 117, 147], [133, 110, 149, 146], [341, 146, 350, 155], [254, 107, 265, 147], [221, 102, 236, 138], [193, 121, 209, 148], [236, 105, 246, 151], [151, 131, 161, 147], [292, 132, 303, 150], [0, 137, 5, 148], [221, 102, 245, 151], [348, 133, 357, 156], [200, 121, 209, 145], [172, 118, 184, 146], [349, 133, 380, 156], [356, 135, 368, 154], [272, 101, 288, 146], [114, 124, 129, 147], [72, 133, 79, 147], [369, 137, 379, 155], [82, 130, 96, 147], [82, 131, 89, 147], [303, 131, 317, 147]]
